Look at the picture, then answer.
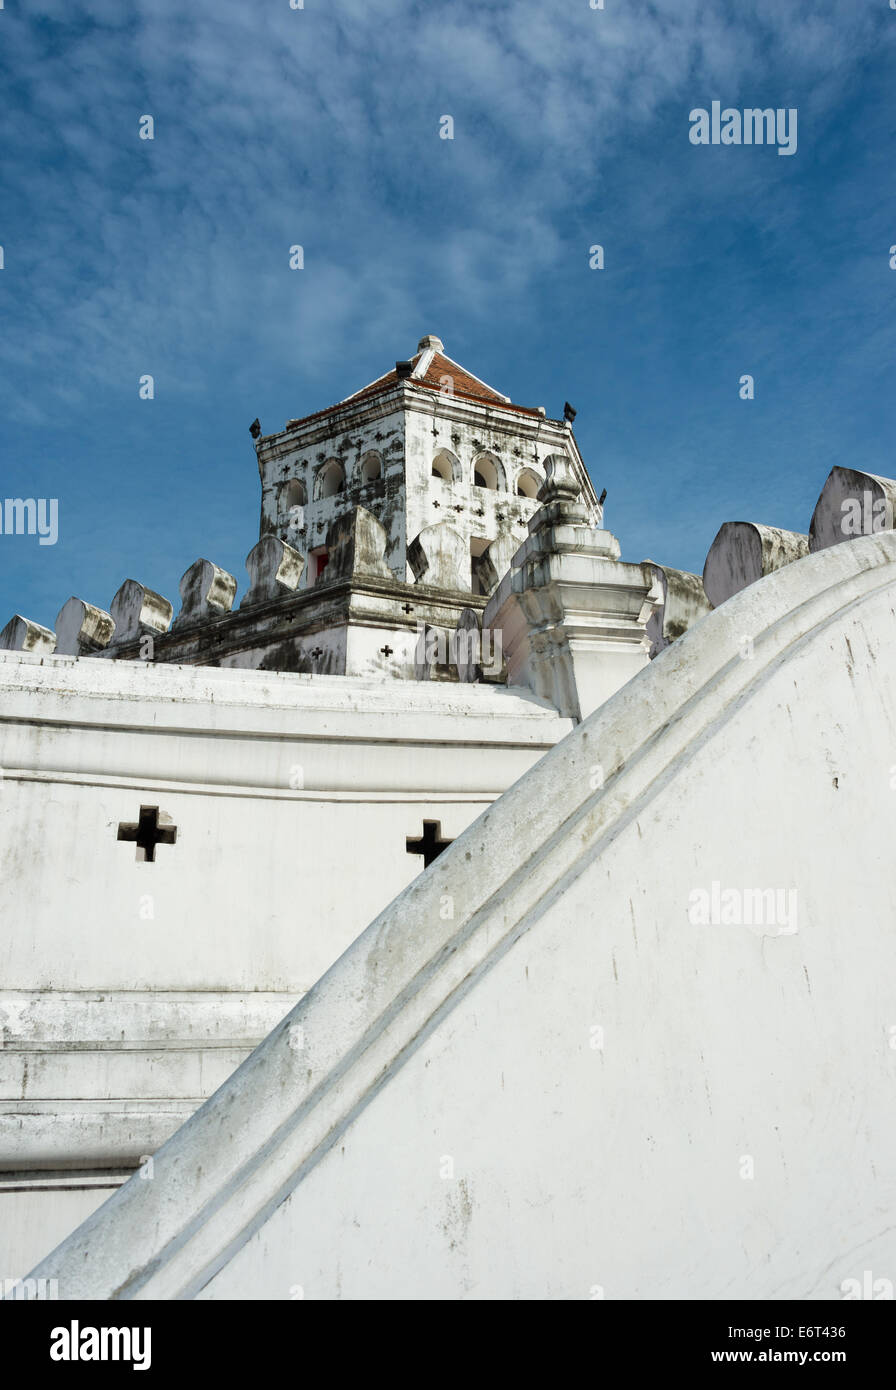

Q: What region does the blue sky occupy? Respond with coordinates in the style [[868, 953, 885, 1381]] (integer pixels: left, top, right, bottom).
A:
[[1, 0, 895, 628]]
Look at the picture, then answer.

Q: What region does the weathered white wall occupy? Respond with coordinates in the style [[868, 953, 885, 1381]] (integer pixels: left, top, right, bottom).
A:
[[27, 532, 896, 1300], [1, 1182, 121, 1286], [256, 364, 597, 600], [258, 402, 408, 584], [0, 656, 568, 989], [0, 653, 570, 1279], [402, 399, 547, 590]]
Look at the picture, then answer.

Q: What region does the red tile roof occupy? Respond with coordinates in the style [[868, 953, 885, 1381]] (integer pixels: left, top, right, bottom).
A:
[[276, 349, 546, 436]]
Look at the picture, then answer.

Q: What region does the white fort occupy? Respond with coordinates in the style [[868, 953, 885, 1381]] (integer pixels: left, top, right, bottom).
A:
[[1, 338, 894, 1301]]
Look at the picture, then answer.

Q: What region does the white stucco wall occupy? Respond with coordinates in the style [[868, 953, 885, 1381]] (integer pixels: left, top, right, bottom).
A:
[[256, 373, 596, 599], [0, 654, 570, 1278], [24, 531, 896, 1300], [259, 404, 408, 583]]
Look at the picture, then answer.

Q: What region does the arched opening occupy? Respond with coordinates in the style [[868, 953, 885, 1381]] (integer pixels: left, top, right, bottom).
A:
[[472, 453, 502, 490], [309, 546, 330, 584], [470, 535, 493, 595], [281, 478, 306, 543], [281, 479, 307, 510], [360, 451, 382, 483], [431, 449, 459, 483], [515, 468, 542, 500], [317, 460, 345, 499]]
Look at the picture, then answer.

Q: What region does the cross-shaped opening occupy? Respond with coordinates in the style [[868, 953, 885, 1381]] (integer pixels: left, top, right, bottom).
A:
[[117, 806, 177, 863], [406, 820, 453, 869], [380, 644, 394, 657]]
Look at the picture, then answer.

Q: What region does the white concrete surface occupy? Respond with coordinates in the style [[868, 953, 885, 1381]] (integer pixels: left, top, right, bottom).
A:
[[0, 653, 570, 1278], [25, 531, 896, 1300]]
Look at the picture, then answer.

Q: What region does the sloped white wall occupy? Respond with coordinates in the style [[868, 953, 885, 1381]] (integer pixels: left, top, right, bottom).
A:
[[25, 533, 896, 1300]]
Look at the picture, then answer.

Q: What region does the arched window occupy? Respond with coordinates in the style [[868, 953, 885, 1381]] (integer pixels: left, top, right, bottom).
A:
[[515, 467, 542, 500], [431, 448, 459, 483], [281, 479, 307, 510], [317, 460, 345, 499], [360, 451, 383, 483], [472, 452, 503, 490]]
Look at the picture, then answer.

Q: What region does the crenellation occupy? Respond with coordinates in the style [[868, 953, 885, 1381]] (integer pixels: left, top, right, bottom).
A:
[[108, 580, 172, 645], [703, 523, 809, 609], [174, 559, 238, 629], [643, 563, 711, 657], [0, 613, 57, 654], [242, 536, 305, 608], [809, 466, 896, 553], [54, 597, 115, 656], [407, 522, 469, 591]]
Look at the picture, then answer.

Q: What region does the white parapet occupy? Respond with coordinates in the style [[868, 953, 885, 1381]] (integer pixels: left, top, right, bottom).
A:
[[809, 465, 896, 552], [703, 521, 809, 608], [54, 598, 114, 656], [0, 615, 56, 654], [407, 521, 469, 590], [241, 536, 305, 607], [174, 559, 238, 627], [643, 561, 711, 655], [109, 580, 173, 643]]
